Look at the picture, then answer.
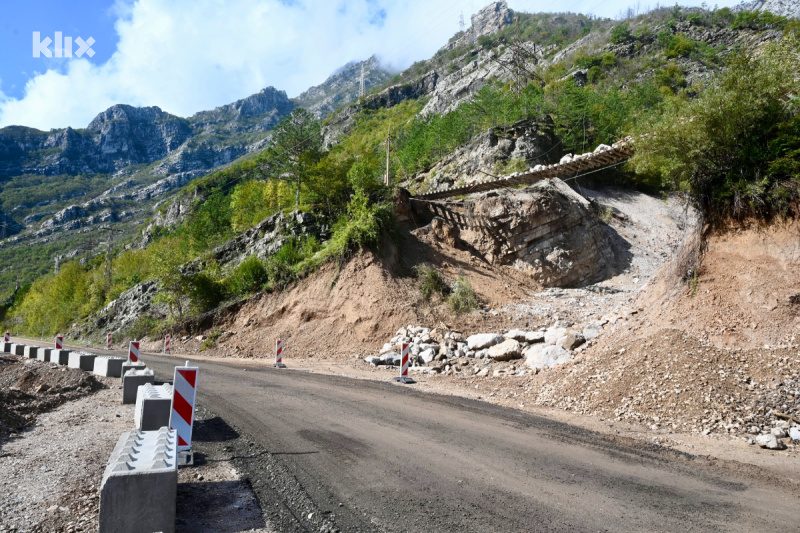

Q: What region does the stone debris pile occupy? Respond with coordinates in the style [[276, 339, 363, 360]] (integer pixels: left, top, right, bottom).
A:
[[365, 320, 608, 374]]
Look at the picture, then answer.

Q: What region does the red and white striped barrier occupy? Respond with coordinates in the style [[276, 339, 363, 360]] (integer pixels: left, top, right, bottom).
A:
[[164, 334, 171, 354], [274, 338, 286, 368], [107, 332, 112, 350], [170, 361, 198, 466], [393, 342, 415, 384], [55, 334, 63, 350], [128, 340, 140, 363], [4, 332, 9, 342]]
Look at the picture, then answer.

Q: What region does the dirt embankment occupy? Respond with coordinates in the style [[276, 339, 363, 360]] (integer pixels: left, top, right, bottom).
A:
[[0, 355, 102, 440], [140, 186, 798, 452], [634, 219, 800, 349]]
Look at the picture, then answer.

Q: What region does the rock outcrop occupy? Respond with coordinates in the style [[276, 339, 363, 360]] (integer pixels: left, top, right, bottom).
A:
[[294, 55, 394, 119], [413, 178, 620, 288], [744, 0, 800, 19]]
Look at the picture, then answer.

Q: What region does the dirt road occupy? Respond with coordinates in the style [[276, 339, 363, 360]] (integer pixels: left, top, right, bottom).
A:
[[131, 351, 798, 533]]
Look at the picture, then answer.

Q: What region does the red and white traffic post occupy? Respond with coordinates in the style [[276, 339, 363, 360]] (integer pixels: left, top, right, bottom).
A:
[[107, 332, 112, 350], [128, 340, 140, 363], [169, 360, 198, 466], [393, 342, 415, 384], [55, 334, 63, 350], [164, 334, 171, 354], [4, 331, 9, 342], [274, 338, 286, 368]]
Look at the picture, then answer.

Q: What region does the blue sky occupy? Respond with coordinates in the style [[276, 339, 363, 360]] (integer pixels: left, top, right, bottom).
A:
[[0, 0, 740, 130]]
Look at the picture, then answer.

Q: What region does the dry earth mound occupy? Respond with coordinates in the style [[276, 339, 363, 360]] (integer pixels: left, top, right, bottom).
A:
[[0, 355, 102, 440]]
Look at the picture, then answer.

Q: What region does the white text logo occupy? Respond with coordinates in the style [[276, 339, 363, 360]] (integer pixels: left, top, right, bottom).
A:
[[33, 32, 95, 58]]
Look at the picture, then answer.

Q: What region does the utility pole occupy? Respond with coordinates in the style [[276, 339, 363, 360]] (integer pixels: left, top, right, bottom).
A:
[[359, 64, 365, 99], [385, 127, 391, 187], [459, 11, 465, 32]]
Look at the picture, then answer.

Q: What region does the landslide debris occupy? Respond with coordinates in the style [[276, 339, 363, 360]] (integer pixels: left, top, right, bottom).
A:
[[0, 355, 102, 440]]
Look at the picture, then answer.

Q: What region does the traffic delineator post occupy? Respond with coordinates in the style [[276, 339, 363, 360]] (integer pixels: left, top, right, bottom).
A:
[[55, 334, 63, 350], [4, 332, 9, 342], [107, 332, 112, 350], [128, 340, 140, 363], [164, 334, 171, 354], [274, 338, 286, 368], [393, 342, 415, 384], [169, 360, 198, 466]]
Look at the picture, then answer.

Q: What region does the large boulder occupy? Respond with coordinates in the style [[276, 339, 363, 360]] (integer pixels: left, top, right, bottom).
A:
[[525, 345, 572, 369], [487, 339, 522, 361], [544, 327, 567, 345], [466, 333, 504, 351], [413, 178, 619, 288], [755, 434, 786, 450]]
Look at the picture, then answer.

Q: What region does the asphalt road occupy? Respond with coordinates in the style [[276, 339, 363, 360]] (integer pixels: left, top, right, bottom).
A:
[[110, 350, 794, 533], [29, 338, 797, 532]]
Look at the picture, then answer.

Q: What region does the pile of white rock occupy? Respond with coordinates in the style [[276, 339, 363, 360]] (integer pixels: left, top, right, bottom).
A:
[[365, 320, 607, 372]]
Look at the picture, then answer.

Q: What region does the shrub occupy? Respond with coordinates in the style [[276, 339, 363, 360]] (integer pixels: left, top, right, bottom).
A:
[[227, 255, 269, 296], [610, 23, 632, 44], [665, 34, 696, 58], [631, 39, 800, 221], [127, 315, 161, 340], [264, 241, 301, 290], [447, 277, 478, 314], [187, 270, 225, 313], [415, 265, 448, 301], [200, 330, 222, 350]]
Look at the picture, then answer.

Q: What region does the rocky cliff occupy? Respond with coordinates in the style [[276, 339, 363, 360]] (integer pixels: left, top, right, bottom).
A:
[[413, 178, 621, 288], [294, 55, 394, 119], [744, 0, 800, 18]]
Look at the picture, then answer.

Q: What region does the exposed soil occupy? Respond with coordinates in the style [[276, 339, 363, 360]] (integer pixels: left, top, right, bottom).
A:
[[136, 187, 799, 463], [0, 355, 102, 441]]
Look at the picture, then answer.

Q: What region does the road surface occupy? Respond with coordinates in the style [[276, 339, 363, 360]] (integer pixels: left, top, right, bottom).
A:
[[25, 336, 795, 532], [112, 350, 797, 533]]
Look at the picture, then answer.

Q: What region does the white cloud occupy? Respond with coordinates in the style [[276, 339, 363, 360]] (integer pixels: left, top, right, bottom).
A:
[[0, 0, 467, 130], [0, 0, 740, 130]]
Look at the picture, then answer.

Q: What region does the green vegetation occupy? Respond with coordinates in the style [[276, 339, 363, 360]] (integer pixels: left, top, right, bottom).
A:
[[631, 38, 800, 220], [4, 5, 799, 337], [447, 277, 479, 314], [200, 330, 222, 350], [415, 264, 448, 301]]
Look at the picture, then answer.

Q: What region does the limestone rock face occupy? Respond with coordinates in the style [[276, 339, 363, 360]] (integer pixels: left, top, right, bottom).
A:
[[415, 178, 620, 288], [470, 1, 514, 41], [744, 0, 800, 19], [409, 118, 557, 193], [294, 55, 393, 119]]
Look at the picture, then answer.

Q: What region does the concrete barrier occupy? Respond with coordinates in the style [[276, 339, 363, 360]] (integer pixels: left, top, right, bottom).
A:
[[50, 349, 71, 365], [120, 361, 146, 383], [24, 345, 40, 360], [1, 342, 11, 353], [12, 344, 27, 357], [94, 356, 126, 378], [99, 427, 178, 533], [68, 352, 97, 371], [135, 384, 173, 431], [122, 369, 155, 404], [41, 347, 52, 361]]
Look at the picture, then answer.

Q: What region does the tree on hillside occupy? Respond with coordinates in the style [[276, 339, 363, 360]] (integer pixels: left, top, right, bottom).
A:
[[630, 38, 800, 221], [259, 108, 323, 206]]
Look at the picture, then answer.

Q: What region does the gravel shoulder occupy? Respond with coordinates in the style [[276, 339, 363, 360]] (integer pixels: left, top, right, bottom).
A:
[[0, 354, 278, 533]]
